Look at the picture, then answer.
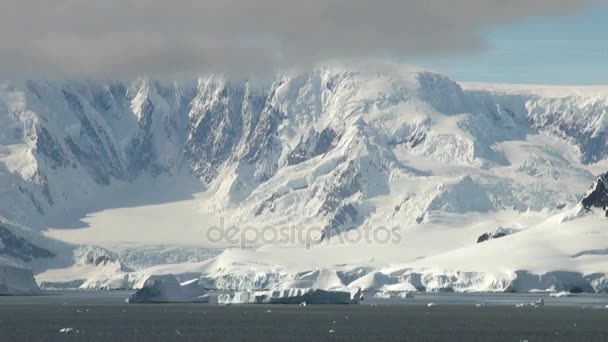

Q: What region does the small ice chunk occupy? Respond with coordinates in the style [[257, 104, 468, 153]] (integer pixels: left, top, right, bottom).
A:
[[427, 303, 437, 307], [59, 328, 74, 333], [550, 291, 573, 298], [374, 292, 390, 299], [516, 299, 544, 308]]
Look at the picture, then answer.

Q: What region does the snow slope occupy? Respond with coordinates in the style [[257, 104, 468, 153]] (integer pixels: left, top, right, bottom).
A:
[[0, 61, 607, 292], [107, 203, 608, 294]]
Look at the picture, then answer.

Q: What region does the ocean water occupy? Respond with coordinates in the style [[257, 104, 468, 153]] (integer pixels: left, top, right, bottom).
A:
[[1, 291, 608, 341]]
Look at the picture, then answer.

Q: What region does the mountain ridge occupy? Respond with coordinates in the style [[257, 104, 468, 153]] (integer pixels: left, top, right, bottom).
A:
[[0, 62, 607, 293]]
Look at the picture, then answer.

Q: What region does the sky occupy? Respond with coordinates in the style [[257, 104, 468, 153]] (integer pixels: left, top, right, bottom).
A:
[[418, 3, 608, 85], [0, 0, 605, 84]]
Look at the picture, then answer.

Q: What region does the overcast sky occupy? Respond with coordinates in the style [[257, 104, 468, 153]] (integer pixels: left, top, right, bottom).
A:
[[0, 0, 602, 80]]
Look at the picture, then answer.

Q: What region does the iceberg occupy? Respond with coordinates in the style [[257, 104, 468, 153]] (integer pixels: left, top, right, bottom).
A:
[[218, 288, 361, 305], [126, 275, 209, 303]]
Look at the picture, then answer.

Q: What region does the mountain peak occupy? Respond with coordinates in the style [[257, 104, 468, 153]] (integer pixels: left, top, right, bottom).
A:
[[581, 172, 608, 216]]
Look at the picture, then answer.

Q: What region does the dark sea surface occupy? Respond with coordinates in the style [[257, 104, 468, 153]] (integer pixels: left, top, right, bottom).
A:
[[1, 291, 608, 341]]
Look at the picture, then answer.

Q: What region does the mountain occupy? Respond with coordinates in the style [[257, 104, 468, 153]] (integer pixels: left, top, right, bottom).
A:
[[0, 61, 606, 292], [581, 172, 608, 215]]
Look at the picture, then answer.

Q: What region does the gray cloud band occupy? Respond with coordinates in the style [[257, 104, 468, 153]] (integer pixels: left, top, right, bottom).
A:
[[0, 0, 596, 77]]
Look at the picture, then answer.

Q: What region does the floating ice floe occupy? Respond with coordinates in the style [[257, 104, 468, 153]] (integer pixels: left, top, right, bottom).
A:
[[126, 275, 209, 303], [373, 291, 414, 299], [218, 288, 362, 305], [516, 299, 544, 308], [550, 291, 573, 298], [427, 303, 437, 307], [475, 303, 487, 308]]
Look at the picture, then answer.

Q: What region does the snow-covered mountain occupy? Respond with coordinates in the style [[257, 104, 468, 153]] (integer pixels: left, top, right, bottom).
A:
[[0, 61, 607, 293]]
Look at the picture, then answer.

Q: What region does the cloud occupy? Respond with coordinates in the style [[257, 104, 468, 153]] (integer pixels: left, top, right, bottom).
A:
[[0, 0, 597, 77]]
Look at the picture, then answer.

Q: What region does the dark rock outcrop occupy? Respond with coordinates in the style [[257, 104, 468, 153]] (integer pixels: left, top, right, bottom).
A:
[[288, 128, 339, 165], [476, 227, 518, 244], [477, 232, 506, 243], [0, 224, 55, 262], [581, 172, 608, 216]]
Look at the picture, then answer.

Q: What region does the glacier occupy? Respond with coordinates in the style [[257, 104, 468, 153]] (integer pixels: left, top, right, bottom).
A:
[[217, 288, 361, 305], [0, 61, 607, 294]]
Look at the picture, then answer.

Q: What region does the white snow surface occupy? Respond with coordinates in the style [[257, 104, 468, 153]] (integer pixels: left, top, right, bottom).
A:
[[0, 61, 607, 293], [127, 275, 209, 303]]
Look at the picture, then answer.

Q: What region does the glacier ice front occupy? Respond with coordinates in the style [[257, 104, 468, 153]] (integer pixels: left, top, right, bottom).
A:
[[126, 275, 209, 303], [218, 288, 362, 305]]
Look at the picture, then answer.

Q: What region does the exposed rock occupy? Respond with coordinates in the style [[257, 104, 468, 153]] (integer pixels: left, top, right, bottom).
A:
[[581, 172, 608, 216], [288, 128, 339, 165], [477, 227, 519, 244], [75, 246, 132, 272], [0, 224, 55, 262]]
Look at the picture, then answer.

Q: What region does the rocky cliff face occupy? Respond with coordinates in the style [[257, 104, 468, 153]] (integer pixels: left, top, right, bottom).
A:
[[581, 172, 608, 216], [0, 256, 41, 295]]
